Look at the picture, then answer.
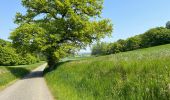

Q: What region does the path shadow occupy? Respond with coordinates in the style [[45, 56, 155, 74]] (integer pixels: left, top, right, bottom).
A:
[[23, 71, 43, 79]]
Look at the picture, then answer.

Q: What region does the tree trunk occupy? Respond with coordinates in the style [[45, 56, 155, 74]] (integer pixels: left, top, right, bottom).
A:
[[47, 54, 57, 70]]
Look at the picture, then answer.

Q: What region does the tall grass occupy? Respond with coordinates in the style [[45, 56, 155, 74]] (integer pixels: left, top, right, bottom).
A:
[[0, 61, 45, 90], [45, 44, 170, 100]]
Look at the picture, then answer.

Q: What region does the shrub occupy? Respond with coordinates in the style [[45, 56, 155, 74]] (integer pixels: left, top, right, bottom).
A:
[[91, 42, 108, 55], [124, 35, 141, 51], [107, 42, 122, 54], [141, 27, 170, 47], [0, 38, 11, 47], [117, 39, 127, 52], [0, 46, 20, 66], [19, 54, 40, 65], [166, 21, 170, 29]]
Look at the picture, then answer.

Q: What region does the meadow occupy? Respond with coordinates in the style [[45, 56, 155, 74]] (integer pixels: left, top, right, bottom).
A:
[[0, 61, 45, 90], [45, 44, 170, 100]]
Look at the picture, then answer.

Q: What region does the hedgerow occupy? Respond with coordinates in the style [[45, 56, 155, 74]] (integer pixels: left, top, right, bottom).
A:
[[92, 26, 170, 55]]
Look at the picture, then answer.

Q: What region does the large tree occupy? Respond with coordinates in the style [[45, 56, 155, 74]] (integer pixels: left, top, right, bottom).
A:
[[10, 0, 113, 68]]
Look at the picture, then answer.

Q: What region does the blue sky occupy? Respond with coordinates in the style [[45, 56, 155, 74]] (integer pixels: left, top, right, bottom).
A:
[[1, 0, 170, 52], [102, 0, 170, 42]]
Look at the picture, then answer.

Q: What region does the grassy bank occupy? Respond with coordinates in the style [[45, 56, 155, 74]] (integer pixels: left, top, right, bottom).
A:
[[45, 44, 170, 100], [0, 61, 45, 90]]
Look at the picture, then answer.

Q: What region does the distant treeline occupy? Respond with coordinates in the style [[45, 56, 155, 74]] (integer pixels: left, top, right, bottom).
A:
[[0, 39, 41, 66], [92, 22, 170, 55]]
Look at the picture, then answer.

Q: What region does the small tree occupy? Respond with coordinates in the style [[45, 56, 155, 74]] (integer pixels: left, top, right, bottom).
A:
[[107, 42, 122, 54], [91, 42, 108, 55], [10, 0, 113, 68], [125, 36, 141, 51], [117, 39, 126, 52], [166, 21, 170, 29]]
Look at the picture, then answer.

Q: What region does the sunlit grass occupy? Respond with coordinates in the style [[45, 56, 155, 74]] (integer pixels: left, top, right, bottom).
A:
[[45, 44, 170, 100], [0, 61, 45, 90]]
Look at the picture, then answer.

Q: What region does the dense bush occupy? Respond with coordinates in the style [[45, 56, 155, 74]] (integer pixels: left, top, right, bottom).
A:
[[166, 21, 170, 29], [0, 39, 40, 66], [0, 46, 20, 66], [124, 35, 142, 51], [107, 42, 122, 54], [116, 39, 127, 51], [18, 54, 40, 65], [141, 27, 170, 47], [0, 39, 11, 47], [91, 42, 108, 55], [92, 26, 170, 55]]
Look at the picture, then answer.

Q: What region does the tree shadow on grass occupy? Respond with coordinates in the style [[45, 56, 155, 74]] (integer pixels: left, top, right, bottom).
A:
[[6, 67, 31, 79], [6, 67, 45, 79], [43, 61, 70, 75], [43, 59, 81, 75]]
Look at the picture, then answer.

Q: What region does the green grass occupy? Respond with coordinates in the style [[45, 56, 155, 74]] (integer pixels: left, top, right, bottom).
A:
[[0, 61, 45, 90], [45, 44, 170, 100]]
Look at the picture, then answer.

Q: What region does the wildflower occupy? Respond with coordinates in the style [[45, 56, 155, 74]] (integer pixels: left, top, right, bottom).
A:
[[146, 88, 149, 92], [168, 84, 170, 90], [132, 87, 135, 91], [159, 75, 163, 78]]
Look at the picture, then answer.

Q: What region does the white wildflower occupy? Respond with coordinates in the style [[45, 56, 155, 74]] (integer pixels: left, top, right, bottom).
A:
[[168, 84, 170, 90], [146, 88, 149, 92]]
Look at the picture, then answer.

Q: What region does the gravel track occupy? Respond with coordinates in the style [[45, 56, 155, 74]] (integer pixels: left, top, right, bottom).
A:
[[0, 63, 54, 100]]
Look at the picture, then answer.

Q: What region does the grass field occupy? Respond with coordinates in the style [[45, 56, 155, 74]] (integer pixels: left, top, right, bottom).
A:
[[45, 44, 170, 100], [0, 61, 45, 90]]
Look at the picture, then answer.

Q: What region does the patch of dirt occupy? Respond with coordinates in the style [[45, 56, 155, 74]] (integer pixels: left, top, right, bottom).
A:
[[0, 70, 8, 74]]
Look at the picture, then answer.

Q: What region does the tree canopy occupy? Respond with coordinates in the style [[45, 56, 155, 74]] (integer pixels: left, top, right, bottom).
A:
[[0, 38, 11, 47], [10, 0, 113, 68]]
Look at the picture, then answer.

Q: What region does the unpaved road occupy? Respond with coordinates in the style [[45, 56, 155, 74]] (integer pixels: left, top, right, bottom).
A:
[[0, 63, 54, 100]]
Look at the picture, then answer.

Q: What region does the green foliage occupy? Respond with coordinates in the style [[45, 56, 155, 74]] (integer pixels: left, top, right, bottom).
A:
[[10, 0, 113, 67], [0, 38, 40, 66], [10, 24, 46, 54], [91, 42, 108, 55], [141, 27, 170, 47], [0, 46, 20, 66], [92, 26, 170, 55], [166, 21, 170, 29], [45, 44, 170, 100], [116, 39, 127, 51], [107, 42, 122, 54], [19, 54, 40, 65], [124, 35, 141, 51], [0, 38, 11, 47]]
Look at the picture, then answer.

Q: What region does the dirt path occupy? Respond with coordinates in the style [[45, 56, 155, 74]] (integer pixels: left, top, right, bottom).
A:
[[0, 63, 54, 100]]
